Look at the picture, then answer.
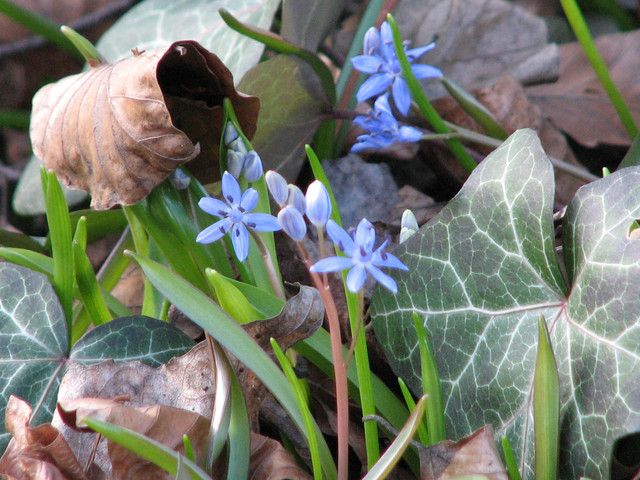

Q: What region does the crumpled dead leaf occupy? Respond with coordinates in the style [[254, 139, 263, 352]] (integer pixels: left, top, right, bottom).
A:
[[420, 425, 508, 479], [52, 342, 215, 474], [30, 40, 259, 209], [394, 0, 559, 98], [58, 398, 209, 480], [434, 75, 588, 206], [0, 395, 87, 480], [249, 433, 311, 480], [526, 30, 640, 147]]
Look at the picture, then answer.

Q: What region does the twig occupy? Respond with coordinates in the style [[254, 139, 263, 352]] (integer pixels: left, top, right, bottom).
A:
[[0, 0, 137, 59]]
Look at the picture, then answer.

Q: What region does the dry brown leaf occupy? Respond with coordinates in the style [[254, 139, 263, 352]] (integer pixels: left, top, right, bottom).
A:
[[30, 40, 259, 209], [58, 398, 209, 480], [0, 396, 87, 480], [526, 30, 640, 147], [420, 425, 508, 480], [249, 433, 311, 480], [52, 343, 215, 473], [434, 75, 588, 206]]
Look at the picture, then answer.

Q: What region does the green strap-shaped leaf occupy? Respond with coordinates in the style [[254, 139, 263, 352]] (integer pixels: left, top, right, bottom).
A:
[[372, 129, 640, 479], [0, 263, 68, 451]]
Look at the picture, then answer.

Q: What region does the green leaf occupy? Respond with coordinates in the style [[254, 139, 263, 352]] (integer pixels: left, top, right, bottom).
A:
[[0, 263, 67, 451], [70, 316, 194, 366], [238, 55, 330, 179], [82, 417, 210, 480], [281, 0, 344, 51], [371, 129, 640, 479], [96, 0, 280, 79], [129, 252, 337, 480], [0, 263, 194, 454], [12, 156, 87, 216]]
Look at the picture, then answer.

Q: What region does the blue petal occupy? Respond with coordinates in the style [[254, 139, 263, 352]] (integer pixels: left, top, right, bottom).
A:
[[365, 264, 398, 293], [406, 42, 436, 60], [198, 197, 229, 217], [398, 126, 423, 143], [351, 141, 375, 153], [326, 220, 355, 256], [392, 77, 411, 116], [196, 217, 232, 244], [373, 248, 409, 271], [239, 187, 258, 212], [222, 171, 242, 205], [243, 213, 281, 232], [224, 122, 239, 146], [351, 55, 384, 74], [287, 185, 306, 214], [373, 94, 393, 116], [346, 264, 367, 293], [411, 64, 442, 79], [243, 151, 263, 182], [226, 150, 244, 178], [379, 22, 394, 60], [231, 223, 250, 261], [305, 181, 331, 227], [310, 256, 354, 273], [363, 27, 380, 55], [278, 205, 306, 241], [265, 170, 288, 206], [355, 218, 375, 252], [356, 74, 392, 102]]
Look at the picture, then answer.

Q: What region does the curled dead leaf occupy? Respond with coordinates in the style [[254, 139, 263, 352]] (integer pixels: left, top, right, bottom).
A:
[[249, 433, 311, 480], [58, 398, 209, 480], [420, 425, 507, 480], [0, 396, 87, 480], [30, 40, 259, 209]]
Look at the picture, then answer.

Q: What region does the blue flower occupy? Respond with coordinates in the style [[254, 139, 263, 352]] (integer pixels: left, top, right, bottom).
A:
[[196, 172, 280, 261], [351, 95, 423, 152], [352, 21, 442, 116], [278, 205, 307, 241], [305, 180, 332, 228], [310, 218, 408, 293]]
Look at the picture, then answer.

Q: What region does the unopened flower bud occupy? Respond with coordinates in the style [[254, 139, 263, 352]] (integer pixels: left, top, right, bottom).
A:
[[265, 170, 288, 206], [169, 168, 190, 190], [224, 122, 239, 146], [287, 184, 306, 214], [305, 180, 331, 228], [227, 150, 244, 178], [399, 209, 419, 243], [229, 137, 247, 155], [243, 151, 263, 182], [278, 205, 307, 241]]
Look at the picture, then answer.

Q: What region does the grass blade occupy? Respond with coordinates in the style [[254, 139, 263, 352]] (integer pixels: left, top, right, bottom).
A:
[[533, 316, 560, 480], [501, 436, 523, 480], [398, 377, 429, 445], [362, 396, 427, 480]]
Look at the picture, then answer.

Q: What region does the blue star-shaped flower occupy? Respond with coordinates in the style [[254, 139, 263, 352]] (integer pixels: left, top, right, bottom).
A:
[[352, 21, 442, 116], [196, 171, 280, 261], [310, 218, 408, 293], [351, 95, 423, 152]]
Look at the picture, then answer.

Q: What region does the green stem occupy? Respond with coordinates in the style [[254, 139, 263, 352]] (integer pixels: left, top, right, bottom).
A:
[[560, 0, 638, 139], [351, 290, 380, 468], [249, 230, 286, 300], [0, 0, 82, 59], [386, 14, 476, 173]]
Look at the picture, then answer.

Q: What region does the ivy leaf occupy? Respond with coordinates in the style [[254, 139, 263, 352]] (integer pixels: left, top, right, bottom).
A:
[[96, 0, 281, 80], [371, 129, 640, 479], [0, 263, 194, 453], [238, 55, 330, 179]]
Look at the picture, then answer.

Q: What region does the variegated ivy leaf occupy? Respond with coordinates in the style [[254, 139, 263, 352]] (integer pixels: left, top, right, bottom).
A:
[[0, 263, 194, 453], [371, 129, 640, 479]]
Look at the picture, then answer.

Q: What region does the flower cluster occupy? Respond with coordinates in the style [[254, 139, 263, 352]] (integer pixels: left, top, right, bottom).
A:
[[224, 123, 263, 182], [265, 172, 408, 293], [350, 21, 441, 153]]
